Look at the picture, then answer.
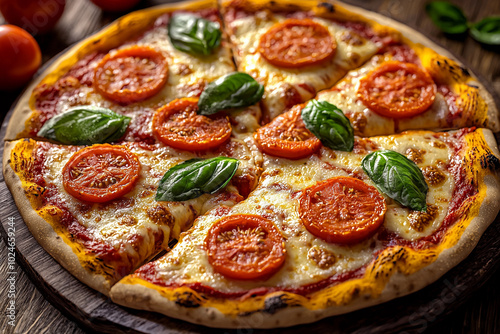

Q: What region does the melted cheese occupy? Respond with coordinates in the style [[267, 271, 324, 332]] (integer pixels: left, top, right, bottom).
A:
[[227, 12, 378, 120], [316, 54, 454, 136], [148, 131, 454, 292]]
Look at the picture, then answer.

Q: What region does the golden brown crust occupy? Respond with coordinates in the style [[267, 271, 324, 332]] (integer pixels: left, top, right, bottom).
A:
[[3, 0, 500, 329], [3, 140, 112, 295]]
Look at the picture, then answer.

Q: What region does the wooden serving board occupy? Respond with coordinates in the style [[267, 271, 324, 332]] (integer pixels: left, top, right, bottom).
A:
[[1, 3, 500, 334]]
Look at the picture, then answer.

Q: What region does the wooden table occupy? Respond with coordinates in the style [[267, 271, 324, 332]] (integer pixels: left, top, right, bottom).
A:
[[1, 0, 499, 333]]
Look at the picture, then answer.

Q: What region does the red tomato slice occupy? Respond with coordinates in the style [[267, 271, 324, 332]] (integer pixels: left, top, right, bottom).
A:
[[62, 145, 140, 203], [254, 104, 321, 159], [358, 61, 436, 118], [258, 19, 336, 68], [152, 97, 232, 151], [206, 214, 286, 280], [299, 177, 387, 244], [0, 25, 41, 90], [94, 45, 168, 105]]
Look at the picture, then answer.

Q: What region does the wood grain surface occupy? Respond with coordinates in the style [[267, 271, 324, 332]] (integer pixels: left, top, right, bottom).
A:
[[1, 0, 499, 333]]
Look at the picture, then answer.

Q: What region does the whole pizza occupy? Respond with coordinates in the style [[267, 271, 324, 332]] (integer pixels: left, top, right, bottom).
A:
[[3, 0, 500, 329]]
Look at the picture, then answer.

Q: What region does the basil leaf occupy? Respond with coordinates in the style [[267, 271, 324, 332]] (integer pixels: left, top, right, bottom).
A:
[[362, 150, 428, 212], [198, 72, 264, 115], [37, 106, 131, 145], [301, 100, 354, 152], [470, 17, 500, 45], [168, 13, 221, 56], [425, 1, 468, 34], [155, 157, 240, 202]]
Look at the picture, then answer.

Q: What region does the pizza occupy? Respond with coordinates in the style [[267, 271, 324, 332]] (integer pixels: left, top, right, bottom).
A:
[[2, 0, 500, 329]]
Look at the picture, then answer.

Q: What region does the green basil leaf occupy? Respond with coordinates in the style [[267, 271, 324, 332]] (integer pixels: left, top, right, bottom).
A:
[[37, 106, 131, 145], [301, 100, 354, 152], [425, 1, 468, 34], [362, 150, 428, 211], [198, 72, 264, 115], [470, 17, 500, 45], [155, 157, 240, 202], [168, 13, 222, 56]]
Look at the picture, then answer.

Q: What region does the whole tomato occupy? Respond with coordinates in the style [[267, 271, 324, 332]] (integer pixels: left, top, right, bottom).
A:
[[0, 25, 42, 90], [89, 0, 141, 12], [0, 0, 66, 35]]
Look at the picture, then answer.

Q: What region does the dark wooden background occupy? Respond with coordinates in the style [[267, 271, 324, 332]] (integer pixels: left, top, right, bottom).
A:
[[0, 0, 499, 333]]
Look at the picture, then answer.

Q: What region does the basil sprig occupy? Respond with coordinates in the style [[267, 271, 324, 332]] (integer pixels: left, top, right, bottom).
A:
[[470, 17, 500, 45], [168, 13, 222, 56], [301, 100, 354, 152], [425, 2, 500, 45], [155, 157, 240, 202], [37, 106, 130, 145], [198, 72, 264, 115], [362, 150, 428, 212], [425, 2, 468, 34]]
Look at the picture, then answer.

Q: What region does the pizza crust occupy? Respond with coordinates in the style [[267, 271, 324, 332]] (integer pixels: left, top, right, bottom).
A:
[[3, 0, 500, 329], [3, 141, 112, 295]]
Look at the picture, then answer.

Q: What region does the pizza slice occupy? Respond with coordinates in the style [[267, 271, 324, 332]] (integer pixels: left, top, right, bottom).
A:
[[316, 41, 499, 136], [7, 0, 262, 143], [221, 0, 399, 122], [110, 128, 500, 328], [3, 135, 262, 295]]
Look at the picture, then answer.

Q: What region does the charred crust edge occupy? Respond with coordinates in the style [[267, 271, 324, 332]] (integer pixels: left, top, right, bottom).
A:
[[318, 2, 335, 12], [480, 153, 500, 171]]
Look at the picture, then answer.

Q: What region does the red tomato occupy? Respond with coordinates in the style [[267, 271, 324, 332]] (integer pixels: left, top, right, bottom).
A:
[[259, 19, 336, 68], [152, 98, 232, 151], [63, 145, 141, 203], [0, 0, 65, 35], [94, 45, 168, 105], [254, 104, 322, 159], [358, 61, 436, 119], [299, 177, 387, 244], [89, 0, 141, 12], [0, 25, 41, 90], [206, 215, 286, 280]]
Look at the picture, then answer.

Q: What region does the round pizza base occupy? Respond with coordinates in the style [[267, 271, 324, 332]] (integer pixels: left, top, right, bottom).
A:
[[2, 0, 500, 330]]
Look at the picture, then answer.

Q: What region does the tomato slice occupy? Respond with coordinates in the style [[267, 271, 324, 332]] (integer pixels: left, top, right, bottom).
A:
[[299, 177, 386, 244], [258, 19, 336, 68], [152, 97, 232, 151], [358, 61, 436, 118], [254, 105, 321, 159], [94, 45, 168, 105], [63, 145, 140, 203], [206, 214, 286, 280]]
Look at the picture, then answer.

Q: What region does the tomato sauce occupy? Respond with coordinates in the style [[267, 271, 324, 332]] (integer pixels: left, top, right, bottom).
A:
[[125, 109, 156, 144], [135, 263, 366, 299], [438, 84, 462, 123], [31, 143, 134, 266], [383, 43, 420, 64], [31, 52, 105, 136]]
